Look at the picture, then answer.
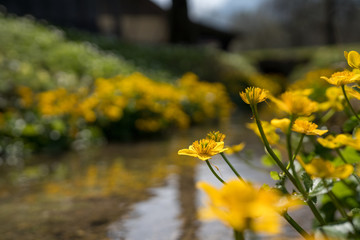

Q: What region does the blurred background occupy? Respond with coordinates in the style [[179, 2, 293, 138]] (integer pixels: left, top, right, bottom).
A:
[[0, 0, 359, 239]]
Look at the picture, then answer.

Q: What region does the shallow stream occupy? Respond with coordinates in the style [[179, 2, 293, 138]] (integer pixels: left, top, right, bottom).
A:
[[0, 113, 311, 240]]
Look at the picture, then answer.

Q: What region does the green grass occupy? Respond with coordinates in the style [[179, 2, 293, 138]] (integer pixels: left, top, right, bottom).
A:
[[0, 14, 137, 93], [66, 29, 259, 83]]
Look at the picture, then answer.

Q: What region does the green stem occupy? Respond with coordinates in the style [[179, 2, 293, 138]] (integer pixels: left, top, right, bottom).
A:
[[233, 229, 245, 240], [290, 134, 306, 197], [220, 152, 244, 181], [340, 179, 358, 196], [287, 114, 295, 162], [328, 190, 348, 218], [320, 109, 335, 126], [205, 160, 226, 184], [307, 199, 326, 226], [336, 148, 360, 185], [283, 212, 311, 239], [251, 104, 296, 184], [292, 134, 305, 162], [251, 104, 326, 225], [336, 148, 348, 164], [342, 85, 360, 122], [323, 179, 355, 230]]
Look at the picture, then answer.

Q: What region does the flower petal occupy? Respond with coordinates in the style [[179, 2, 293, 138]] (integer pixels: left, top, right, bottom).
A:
[[178, 149, 198, 157]]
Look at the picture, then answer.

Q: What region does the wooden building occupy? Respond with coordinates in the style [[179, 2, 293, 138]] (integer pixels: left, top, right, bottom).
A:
[[0, 0, 237, 49]]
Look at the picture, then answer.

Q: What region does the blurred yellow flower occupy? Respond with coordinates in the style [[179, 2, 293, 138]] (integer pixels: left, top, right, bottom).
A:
[[178, 139, 228, 161], [289, 69, 334, 91], [269, 91, 318, 116], [292, 119, 328, 136], [320, 70, 360, 86], [247, 121, 279, 145], [270, 118, 290, 133], [297, 156, 353, 179], [225, 143, 245, 155], [207, 131, 226, 142], [318, 87, 345, 112], [317, 134, 349, 149], [37, 88, 78, 116], [240, 87, 268, 105], [345, 86, 360, 100], [344, 50, 360, 69], [197, 179, 284, 234], [247, 74, 282, 95], [355, 163, 360, 177], [337, 129, 360, 151], [17, 86, 34, 108], [135, 118, 162, 132]]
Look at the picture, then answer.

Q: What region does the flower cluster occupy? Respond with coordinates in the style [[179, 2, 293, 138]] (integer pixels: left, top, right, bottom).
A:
[[197, 180, 295, 234], [180, 50, 360, 240], [0, 72, 233, 160], [17, 72, 232, 134]]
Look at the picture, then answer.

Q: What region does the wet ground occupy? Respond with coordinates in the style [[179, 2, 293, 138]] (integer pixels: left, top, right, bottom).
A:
[[0, 112, 313, 240]]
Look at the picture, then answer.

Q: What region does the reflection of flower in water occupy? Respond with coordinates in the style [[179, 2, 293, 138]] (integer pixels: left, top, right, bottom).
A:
[[43, 159, 171, 198]]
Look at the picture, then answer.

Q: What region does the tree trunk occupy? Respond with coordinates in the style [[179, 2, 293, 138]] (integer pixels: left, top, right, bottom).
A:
[[325, 0, 336, 45], [169, 0, 196, 43]]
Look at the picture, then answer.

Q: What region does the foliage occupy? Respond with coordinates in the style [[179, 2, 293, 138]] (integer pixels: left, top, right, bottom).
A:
[[0, 14, 234, 161], [179, 50, 360, 239], [0, 72, 233, 161], [66, 29, 283, 104], [0, 13, 137, 95]]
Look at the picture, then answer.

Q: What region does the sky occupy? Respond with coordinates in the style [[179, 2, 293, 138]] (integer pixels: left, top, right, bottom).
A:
[[150, 0, 265, 30]]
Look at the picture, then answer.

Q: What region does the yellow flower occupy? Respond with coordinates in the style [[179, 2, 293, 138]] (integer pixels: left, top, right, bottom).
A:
[[292, 119, 328, 136], [345, 50, 360, 69], [207, 131, 226, 142], [345, 86, 360, 100], [318, 87, 345, 112], [247, 74, 282, 95], [297, 156, 353, 179], [317, 134, 349, 149], [17, 86, 34, 108], [320, 70, 360, 86], [269, 91, 318, 116], [225, 143, 245, 155], [270, 118, 290, 133], [240, 87, 268, 105], [355, 163, 360, 177], [318, 129, 360, 151], [178, 139, 228, 161], [337, 129, 360, 151], [247, 121, 279, 145], [197, 179, 284, 234]]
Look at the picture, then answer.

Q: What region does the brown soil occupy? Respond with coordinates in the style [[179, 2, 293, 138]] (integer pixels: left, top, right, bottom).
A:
[[0, 193, 150, 240]]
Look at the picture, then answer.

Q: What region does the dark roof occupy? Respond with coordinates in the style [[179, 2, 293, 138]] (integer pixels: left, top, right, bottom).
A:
[[100, 0, 167, 15]]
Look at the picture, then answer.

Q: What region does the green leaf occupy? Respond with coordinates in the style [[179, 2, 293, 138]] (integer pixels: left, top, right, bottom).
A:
[[331, 181, 354, 199], [309, 179, 333, 197], [338, 146, 360, 164], [351, 208, 360, 216], [270, 171, 280, 180], [315, 221, 354, 240], [261, 149, 282, 167], [301, 172, 313, 192], [343, 116, 359, 133]]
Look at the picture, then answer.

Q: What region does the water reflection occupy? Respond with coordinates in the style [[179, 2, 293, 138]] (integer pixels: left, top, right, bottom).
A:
[[108, 175, 181, 240], [0, 113, 309, 240]]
